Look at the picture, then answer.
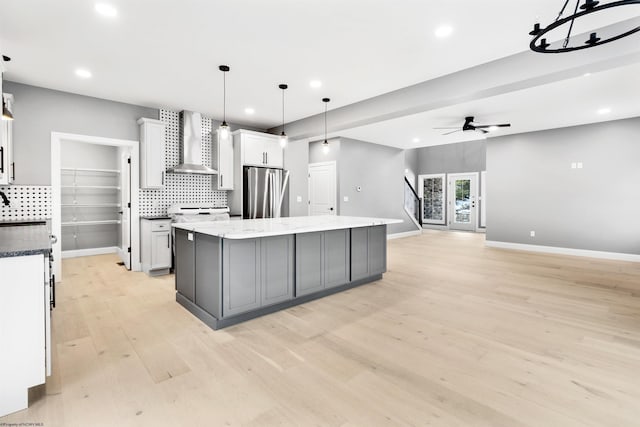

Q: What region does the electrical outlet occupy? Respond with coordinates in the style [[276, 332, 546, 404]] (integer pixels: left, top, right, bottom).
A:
[[530, 231, 536, 237], [296, 196, 302, 203], [343, 196, 349, 202]]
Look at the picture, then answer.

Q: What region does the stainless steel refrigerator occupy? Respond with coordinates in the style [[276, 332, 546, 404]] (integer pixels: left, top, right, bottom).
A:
[[243, 166, 290, 219]]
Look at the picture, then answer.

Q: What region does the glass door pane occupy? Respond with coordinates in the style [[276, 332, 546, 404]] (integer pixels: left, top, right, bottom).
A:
[[454, 179, 471, 223], [419, 173, 445, 225]]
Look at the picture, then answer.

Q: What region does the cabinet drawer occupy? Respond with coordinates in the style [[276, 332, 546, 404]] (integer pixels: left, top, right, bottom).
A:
[[150, 220, 171, 231]]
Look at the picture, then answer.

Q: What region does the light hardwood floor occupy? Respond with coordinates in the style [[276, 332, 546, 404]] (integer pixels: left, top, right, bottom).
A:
[[2, 230, 640, 426]]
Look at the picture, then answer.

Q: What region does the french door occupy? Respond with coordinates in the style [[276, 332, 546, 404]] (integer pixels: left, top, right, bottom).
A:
[[448, 173, 478, 231]]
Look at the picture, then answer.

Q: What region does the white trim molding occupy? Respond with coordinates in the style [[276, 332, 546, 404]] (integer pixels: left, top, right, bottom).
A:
[[62, 246, 119, 259], [486, 240, 640, 263], [388, 230, 422, 240], [51, 132, 142, 279]]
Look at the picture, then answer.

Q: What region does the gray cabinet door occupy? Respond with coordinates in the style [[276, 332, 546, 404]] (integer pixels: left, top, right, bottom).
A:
[[261, 235, 294, 306], [223, 239, 261, 317], [195, 234, 222, 319], [368, 225, 387, 275], [351, 227, 369, 281], [323, 229, 350, 288], [175, 228, 195, 302], [295, 232, 324, 296]]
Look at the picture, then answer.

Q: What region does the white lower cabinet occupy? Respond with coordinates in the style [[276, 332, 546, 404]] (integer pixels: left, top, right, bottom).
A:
[[0, 253, 50, 417], [141, 218, 172, 275]]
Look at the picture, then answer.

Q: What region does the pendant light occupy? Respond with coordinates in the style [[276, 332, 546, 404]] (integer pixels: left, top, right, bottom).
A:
[[218, 65, 230, 139], [322, 98, 330, 154], [278, 84, 288, 148], [2, 98, 13, 121]]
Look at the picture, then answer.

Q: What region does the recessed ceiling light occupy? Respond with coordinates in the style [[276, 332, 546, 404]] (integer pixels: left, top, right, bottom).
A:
[[597, 107, 611, 115], [488, 125, 499, 132], [309, 80, 322, 89], [95, 3, 117, 17], [75, 68, 92, 79], [434, 25, 454, 38], [412, 137, 420, 143], [244, 107, 255, 115]]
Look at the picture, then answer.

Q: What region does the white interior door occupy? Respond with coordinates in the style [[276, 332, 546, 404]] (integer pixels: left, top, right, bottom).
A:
[[448, 173, 478, 231], [308, 161, 337, 216], [119, 150, 131, 269]]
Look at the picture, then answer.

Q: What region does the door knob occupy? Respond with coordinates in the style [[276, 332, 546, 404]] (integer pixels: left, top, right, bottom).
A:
[[329, 207, 334, 211]]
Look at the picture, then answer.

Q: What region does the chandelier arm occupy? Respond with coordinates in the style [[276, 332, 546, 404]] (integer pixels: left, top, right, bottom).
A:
[[563, 0, 581, 48], [556, 0, 571, 21]]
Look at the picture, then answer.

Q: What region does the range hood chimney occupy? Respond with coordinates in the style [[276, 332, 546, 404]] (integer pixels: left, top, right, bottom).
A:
[[168, 110, 218, 175]]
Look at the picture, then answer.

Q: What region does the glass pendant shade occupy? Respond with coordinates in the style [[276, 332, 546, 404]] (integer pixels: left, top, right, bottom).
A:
[[322, 140, 330, 154], [2, 97, 13, 121], [218, 121, 230, 140], [279, 132, 288, 148]]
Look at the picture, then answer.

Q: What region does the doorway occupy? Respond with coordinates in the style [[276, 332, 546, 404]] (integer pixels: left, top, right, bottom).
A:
[[51, 132, 141, 280], [448, 172, 478, 232], [117, 149, 132, 269], [308, 161, 337, 216]]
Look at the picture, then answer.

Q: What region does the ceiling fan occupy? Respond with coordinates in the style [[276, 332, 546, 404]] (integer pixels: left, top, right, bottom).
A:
[[434, 116, 511, 135]]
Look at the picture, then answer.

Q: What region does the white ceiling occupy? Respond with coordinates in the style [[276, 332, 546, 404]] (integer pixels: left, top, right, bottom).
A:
[[1, 0, 636, 130], [337, 62, 640, 149]]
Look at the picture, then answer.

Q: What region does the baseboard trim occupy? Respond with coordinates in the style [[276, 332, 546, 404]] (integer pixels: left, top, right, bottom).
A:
[[485, 240, 640, 262], [62, 246, 119, 259], [388, 230, 422, 240]]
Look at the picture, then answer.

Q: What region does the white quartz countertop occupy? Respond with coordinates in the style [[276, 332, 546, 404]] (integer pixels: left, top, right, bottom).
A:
[[172, 215, 402, 239]]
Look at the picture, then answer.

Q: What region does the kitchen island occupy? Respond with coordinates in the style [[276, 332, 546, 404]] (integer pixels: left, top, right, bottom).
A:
[[172, 216, 402, 329]]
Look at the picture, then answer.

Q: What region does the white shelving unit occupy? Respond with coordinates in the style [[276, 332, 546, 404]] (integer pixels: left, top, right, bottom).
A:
[[61, 168, 122, 256]]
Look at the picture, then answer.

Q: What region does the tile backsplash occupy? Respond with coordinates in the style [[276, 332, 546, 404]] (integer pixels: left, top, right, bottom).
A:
[[0, 185, 52, 220], [138, 109, 227, 217]]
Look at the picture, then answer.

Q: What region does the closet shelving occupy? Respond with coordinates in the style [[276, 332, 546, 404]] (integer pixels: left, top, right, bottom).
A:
[[61, 168, 121, 229]]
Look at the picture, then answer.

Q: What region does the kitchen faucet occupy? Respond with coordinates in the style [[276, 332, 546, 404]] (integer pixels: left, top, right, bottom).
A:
[[0, 190, 10, 207]]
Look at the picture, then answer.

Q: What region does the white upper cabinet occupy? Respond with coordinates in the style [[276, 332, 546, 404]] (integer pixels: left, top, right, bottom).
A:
[[235, 130, 283, 168], [138, 118, 166, 189], [0, 93, 14, 185], [213, 129, 234, 190]]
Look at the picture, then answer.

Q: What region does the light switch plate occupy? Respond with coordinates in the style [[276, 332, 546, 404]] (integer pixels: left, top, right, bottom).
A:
[[577, 162, 583, 169], [530, 231, 535, 237], [296, 196, 302, 202], [571, 162, 577, 169], [188, 233, 194, 241], [343, 196, 349, 202]]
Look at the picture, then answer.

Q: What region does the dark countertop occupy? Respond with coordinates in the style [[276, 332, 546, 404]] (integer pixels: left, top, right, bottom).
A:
[[0, 223, 52, 258], [141, 216, 172, 220]]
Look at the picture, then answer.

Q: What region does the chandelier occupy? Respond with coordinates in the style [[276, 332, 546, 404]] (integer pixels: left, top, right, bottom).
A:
[[529, 0, 640, 53]]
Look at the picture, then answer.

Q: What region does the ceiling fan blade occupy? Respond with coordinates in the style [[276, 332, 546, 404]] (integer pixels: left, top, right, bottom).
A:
[[475, 123, 511, 128], [442, 129, 462, 136]]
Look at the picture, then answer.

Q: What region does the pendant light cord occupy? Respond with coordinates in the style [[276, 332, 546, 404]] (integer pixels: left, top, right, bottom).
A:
[[223, 71, 226, 123], [282, 89, 285, 133], [324, 102, 328, 141], [563, 0, 580, 48]]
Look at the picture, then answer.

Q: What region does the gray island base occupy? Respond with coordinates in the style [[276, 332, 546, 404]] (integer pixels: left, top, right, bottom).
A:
[[173, 216, 401, 330]]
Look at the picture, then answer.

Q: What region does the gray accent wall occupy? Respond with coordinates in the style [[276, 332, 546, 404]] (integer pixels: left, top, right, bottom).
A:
[[4, 81, 158, 185], [417, 140, 486, 174], [284, 137, 415, 234], [338, 138, 413, 234], [486, 117, 640, 255], [284, 140, 309, 217]]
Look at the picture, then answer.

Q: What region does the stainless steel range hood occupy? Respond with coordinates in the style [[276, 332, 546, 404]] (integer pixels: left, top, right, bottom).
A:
[[168, 110, 218, 175]]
